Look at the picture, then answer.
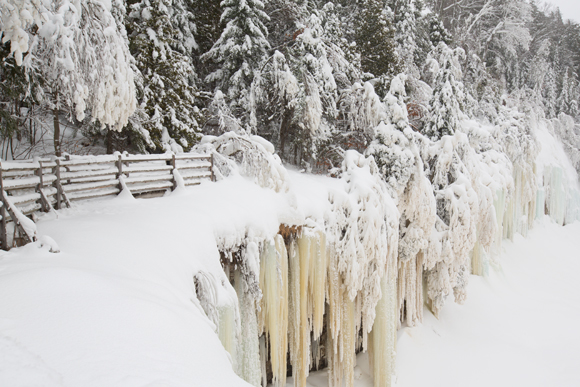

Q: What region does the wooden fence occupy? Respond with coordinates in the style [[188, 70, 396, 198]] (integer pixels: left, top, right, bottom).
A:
[[0, 152, 214, 250]]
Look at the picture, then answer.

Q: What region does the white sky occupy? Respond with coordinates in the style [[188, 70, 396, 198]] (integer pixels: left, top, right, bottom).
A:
[[544, 0, 580, 24]]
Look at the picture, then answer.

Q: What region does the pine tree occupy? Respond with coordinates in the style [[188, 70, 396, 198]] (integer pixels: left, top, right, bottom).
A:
[[190, 0, 222, 76], [0, 40, 40, 158], [424, 43, 467, 141], [354, 0, 400, 81], [127, 0, 201, 153], [543, 66, 558, 119], [557, 67, 578, 117], [426, 12, 452, 48], [202, 0, 270, 112], [390, 0, 420, 75]]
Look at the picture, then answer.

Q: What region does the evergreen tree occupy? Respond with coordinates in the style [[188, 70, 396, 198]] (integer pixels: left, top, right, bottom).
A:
[[127, 0, 201, 153], [354, 0, 400, 82], [202, 0, 270, 115], [543, 66, 558, 118], [191, 0, 222, 76], [390, 0, 420, 75], [424, 43, 467, 141], [426, 12, 452, 48], [170, 0, 198, 56], [0, 40, 42, 158], [557, 67, 578, 117]]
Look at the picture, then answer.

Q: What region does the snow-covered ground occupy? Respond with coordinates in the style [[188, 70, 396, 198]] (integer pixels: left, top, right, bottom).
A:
[[0, 168, 578, 386], [0, 176, 286, 387], [394, 218, 580, 387]]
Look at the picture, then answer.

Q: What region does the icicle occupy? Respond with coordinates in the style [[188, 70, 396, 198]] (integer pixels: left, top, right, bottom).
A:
[[258, 237, 289, 387], [295, 230, 312, 387], [327, 244, 341, 354], [311, 230, 327, 340], [398, 252, 424, 326], [259, 335, 267, 387], [342, 292, 356, 387], [273, 235, 289, 386], [549, 166, 565, 225], [470, 238, 486, 276], [492, 188, 506, 258], [287, 239, 300, 385], [369, 257, 398, 387], [218, 302, 237, 369], [536, 188, 545, 220], [234, 270, 261, 386]]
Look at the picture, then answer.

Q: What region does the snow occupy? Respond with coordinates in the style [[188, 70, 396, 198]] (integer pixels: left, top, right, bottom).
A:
[[0, 176, 292, 386], [395, 219, 580, 387], [295, 218, 580, 387], [0, 125, 579, 387]]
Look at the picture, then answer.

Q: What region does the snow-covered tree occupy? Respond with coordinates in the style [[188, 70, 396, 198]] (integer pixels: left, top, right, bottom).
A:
[[127, 0, 201, 153], [557, 68, 579, 117], [423, 42, 468, 141], [543, 66, 558, 119], [202, 0, 270, 114], [1, 0, 137, 156], [252, 7, 356, 169], [367, 74, 436, 325], [354, 0, 399, 83], [389, 0, 420, 75]]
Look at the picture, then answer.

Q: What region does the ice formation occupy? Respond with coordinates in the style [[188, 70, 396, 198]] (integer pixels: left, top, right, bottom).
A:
[[193, 96, 580, 387]]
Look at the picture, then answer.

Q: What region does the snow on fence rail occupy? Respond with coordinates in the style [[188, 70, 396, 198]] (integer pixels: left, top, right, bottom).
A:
[[0, 152, 215, 249]]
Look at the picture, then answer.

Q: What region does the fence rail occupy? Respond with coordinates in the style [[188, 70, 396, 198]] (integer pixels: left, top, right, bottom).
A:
[[0, 152, 214, 250]]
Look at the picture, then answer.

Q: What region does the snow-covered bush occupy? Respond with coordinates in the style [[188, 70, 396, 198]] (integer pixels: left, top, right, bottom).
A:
[[194, 132, 290, 193]]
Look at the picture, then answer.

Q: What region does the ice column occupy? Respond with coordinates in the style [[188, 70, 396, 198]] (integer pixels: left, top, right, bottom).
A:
[[234, 270, 261, 386], [258, 237, 289, 387], [369, 256, 398, 387]]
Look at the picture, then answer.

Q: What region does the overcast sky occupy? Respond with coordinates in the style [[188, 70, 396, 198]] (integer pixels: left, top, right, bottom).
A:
[[544, 0, 580, 24]]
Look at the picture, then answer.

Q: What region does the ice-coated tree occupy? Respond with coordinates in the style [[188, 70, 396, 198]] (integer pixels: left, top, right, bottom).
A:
[[423, 42, 468, 141], [202, 0, 270, 115], [1, 0, 137, 156], [543, 66, 558, 119], [127, 0, 201, 153], [557, 68, 579, 117], [354, 0, 399, 82], [389, 0, 420, 75]]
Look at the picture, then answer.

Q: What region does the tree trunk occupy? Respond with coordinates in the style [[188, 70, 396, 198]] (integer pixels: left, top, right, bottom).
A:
[[106, 129, 114, 154], [278, 109, 292, 160], [53, 108, 61, 157]]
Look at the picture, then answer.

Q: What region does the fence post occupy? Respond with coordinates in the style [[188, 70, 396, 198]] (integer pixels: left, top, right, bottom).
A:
[[210, 154, 215, 182], [0, 163, 7, 250], [171, 153, 177, 190], [116, 154, 123, 178], [54, 158, 62, 210], [36, 160, 46, 212]]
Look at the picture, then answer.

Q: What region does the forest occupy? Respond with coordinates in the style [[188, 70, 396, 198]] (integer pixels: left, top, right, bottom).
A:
[[0, 0, 579, 165]]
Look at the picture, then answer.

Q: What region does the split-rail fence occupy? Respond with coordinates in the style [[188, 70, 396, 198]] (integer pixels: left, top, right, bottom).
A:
[[0, 152, 214, 250]]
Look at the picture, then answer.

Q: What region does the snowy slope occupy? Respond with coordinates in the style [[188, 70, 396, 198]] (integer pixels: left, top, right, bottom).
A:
[[0, 176, 294, 387]]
